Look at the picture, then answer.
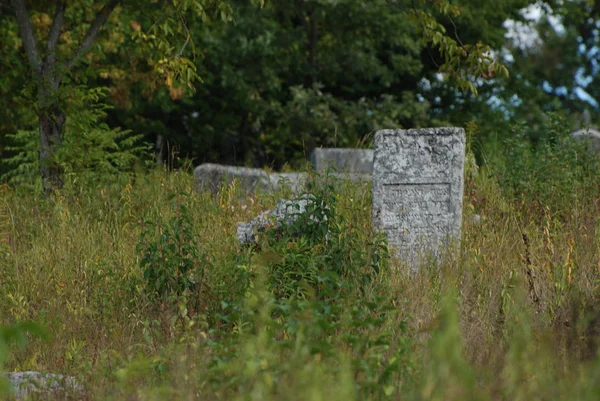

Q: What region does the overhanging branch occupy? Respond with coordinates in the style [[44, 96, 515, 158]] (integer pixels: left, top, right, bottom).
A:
[[45, 0, 66, 89], [66, 0, 120, 71], [47, 0, 66, 52], [10, 0, 42, 77], [176, 15, 191, 57]]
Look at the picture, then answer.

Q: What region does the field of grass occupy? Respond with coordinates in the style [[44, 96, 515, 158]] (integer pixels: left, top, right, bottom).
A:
[[1, 154, 600, 400]]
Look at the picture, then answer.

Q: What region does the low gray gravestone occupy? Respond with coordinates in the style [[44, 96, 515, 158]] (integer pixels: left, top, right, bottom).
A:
[[194, 163, 372, 196], [237, 194, 328, 246], [571, 128, 600, 153], [372, 128, 465, 269], [194, 163, 306, 194], [4, 371, 82, 399], [310, 148, 374, 174]]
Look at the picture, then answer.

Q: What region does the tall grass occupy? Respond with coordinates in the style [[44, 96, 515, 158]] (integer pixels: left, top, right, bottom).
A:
[[1, 129, 600, 400]]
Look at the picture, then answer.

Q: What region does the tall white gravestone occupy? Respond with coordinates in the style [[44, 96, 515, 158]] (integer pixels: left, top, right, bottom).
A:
[[372, 128, 465, 268]]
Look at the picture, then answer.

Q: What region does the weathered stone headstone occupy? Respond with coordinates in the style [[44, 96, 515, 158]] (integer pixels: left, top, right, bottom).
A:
[[194, 163, 372, 196], [237, 194, 328, 246], [310, 148, 374, 174], [571, 128, 600, 153], [372, 128, 465, 268], [194, 163, 306, 194]]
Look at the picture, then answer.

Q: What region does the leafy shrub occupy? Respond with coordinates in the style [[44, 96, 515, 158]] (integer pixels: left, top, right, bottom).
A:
[[207, 284, 412, 401], [258, 175, 389, 300], [0, 322, 48, 396], [137, 194, 209, 307], [492, 114, 600, 216], [1, 86, 149, 190], [201, 173, 406, 399]]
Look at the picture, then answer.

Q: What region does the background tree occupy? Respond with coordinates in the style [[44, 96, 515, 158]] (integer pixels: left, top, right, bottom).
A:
[[6, 0, 231, 192], [428, 0, 600, 160], [107, 0, 518, 170], [3, 0, 549, 187], [502, 0, 600, 133]]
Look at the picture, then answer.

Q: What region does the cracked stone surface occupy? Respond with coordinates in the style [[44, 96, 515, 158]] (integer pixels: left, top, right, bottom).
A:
[[372, 128, 465, 269], [237, 194, 327, 245], [194, 163, 370, 195], [571, 128, 600, 153], [194, 163, 306, 194]]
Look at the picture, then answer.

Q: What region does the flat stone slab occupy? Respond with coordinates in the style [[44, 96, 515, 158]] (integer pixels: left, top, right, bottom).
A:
[[237, 194, 328, 245], [372, 128, 465, 268], [310, 148, 373, 174], [194, 163, 371, 195], [4, 371, 82, 399], [194, 163, 306, 194]]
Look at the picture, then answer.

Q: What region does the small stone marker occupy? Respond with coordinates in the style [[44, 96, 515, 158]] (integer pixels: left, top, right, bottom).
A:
[[236, 194, 328, 246], [4, 371, 83, 399], [194, 163, 306, 194], [310, 148, 374, 174], [372, 128, 465, 268], [571, 128, 600, 153], [194, 163, 372, 196]]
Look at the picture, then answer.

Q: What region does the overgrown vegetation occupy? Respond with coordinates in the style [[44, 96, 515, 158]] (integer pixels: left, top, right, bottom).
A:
[[2, 0, 600, 399], [1, 87, 148, 191], [2, 119, 600, 399], [0, 0, 550, 178]]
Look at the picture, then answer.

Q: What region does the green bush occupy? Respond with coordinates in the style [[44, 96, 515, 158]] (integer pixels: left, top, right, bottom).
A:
[[199, 175, 407, 399], [0, 322, 48, 396], [136, 193, 210, 307], [206, 278, 412, 400], [491, 114, 600, 216], [1, 86, 149, 191], [254, 175, 389, 300]]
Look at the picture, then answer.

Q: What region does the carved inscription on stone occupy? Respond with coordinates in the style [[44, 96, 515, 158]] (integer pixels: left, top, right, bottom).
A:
[[372, 128, 465, 268], [380, 183, 452, 249]]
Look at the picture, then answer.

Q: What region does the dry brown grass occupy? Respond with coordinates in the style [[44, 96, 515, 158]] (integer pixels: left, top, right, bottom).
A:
[[1, 166, 600, 400]]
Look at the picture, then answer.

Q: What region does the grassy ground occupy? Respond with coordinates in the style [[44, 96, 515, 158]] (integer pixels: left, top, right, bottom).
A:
[[1, 161, 600, 400]]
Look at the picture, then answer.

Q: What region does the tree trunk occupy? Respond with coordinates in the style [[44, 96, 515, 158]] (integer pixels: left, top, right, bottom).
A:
[[39, 105, 65, 193], [11, 0, 119, 193]]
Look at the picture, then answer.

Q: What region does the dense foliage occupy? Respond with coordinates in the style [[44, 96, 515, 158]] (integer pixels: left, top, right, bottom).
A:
[[1, 142, 600, 399], [0, 0, 571, 182], [1, 1, 600, 399]]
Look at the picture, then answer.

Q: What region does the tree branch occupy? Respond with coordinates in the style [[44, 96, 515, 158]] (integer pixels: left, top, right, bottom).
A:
[[44, 0, 66, 89], [47, 0, 66, 53], [409, 0, 440, 68], [176, 15, 191, 57], [10, 0, 41, 77], [66, 0, 120, 71]]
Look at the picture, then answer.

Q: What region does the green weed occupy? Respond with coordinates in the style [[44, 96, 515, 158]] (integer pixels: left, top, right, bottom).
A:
[[0, 155, 599, 400]]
